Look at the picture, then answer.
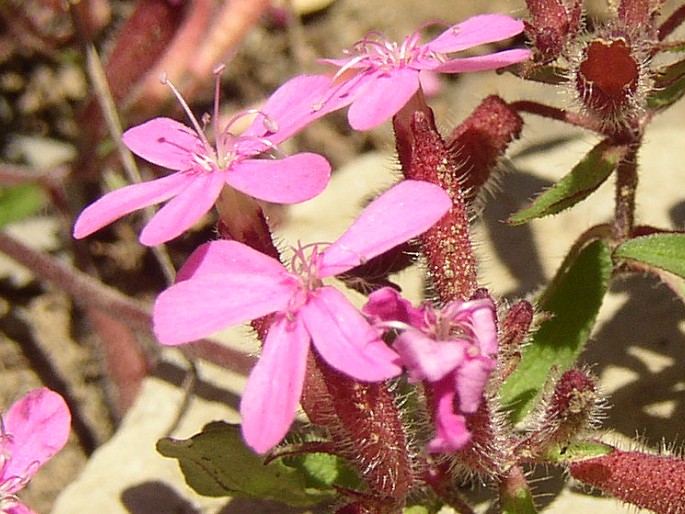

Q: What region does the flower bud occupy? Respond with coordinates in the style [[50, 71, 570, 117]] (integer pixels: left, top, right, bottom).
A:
[[525, 0, 583, 62], [571, 26, 652, 128], [570, 448, 685, 513], [521, 368, 600, 457]]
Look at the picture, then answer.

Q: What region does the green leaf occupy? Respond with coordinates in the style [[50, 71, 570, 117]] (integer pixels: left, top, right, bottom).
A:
[[508, 141, 625, 225], [648, 58, 685, 110], [542, 440, 613, 463], [500, 240, 612, 423], [0, 184, 46, 228], [157, 422, 333, 506], [614, 233, 685, 279], [285, 450, 362, 491]]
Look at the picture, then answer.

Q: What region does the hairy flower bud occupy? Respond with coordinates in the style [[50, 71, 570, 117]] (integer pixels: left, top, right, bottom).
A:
[[525, 0, 583, 62], [570, 448, 685, 513], [520, 368, 601, 457], [570, 26, 652, 128]]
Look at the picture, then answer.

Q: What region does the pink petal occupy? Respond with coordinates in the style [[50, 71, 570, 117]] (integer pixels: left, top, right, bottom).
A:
[[363, 287, 425, 329], [240, 316, 310, 454], [176, 240, 287, 282], [301, 286, 401, 381], [319, 180, 451, 277], [153, 273, 295, 346], [6, 502, 36, 514], [434, 48, 532, 73], [427, 377, 471, 453], [347, 68, 420, 130], [242, 75, 352, 144], [455, 356, 495, 414], [469, 300, 498, 356], [73, 172, 195, 239], [394, 331, 467, 383], [225, 153, 331, 204], [122, 117, 202, 171], [426, 14, 525, 54], [2, 388, 70, 484], [139, 171, 225, 246]]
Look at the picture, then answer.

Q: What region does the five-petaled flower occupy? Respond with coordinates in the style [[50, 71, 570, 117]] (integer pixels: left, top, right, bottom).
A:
[[317, 14, 531, 130], [153, 180, 452, 453], [363, 287, 498, 452], [73, 73, 343, 246], [1, 388, 71, 514]]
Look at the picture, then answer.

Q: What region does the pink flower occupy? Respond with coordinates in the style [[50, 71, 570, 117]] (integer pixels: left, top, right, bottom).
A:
[[153, 180, 452, 453], [74, 73, 342, 246], [1, 388, 71, 514], [318, 14, 531, 130], [363, 287, 497, 452]]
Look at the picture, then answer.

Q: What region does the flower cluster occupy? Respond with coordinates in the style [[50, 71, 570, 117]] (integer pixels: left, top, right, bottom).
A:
[[73, 14, 530, 455], [1, 388, 71, 514]]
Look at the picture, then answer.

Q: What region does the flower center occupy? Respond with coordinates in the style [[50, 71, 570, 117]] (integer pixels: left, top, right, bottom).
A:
[[162, 66, 281, 173], [346, 31, 425, 71]]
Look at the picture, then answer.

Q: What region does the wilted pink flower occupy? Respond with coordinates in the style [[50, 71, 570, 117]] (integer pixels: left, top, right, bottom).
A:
[[363, 287, 497, 452], [317, 14, 531, 130], [154, 180, 452, 453], [1, 388, 71, 514], [74, 72, 341, 246]]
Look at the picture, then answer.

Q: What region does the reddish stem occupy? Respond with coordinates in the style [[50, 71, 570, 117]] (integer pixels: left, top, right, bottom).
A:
[[510, 100, 606, 134]]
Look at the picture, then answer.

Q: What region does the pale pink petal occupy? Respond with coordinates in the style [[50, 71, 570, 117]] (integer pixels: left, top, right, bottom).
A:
[[301, 286, 401, 381], [225, 153, 330, 204], [73, 172, 195, 239], [153, 273, 295, 346], [347, 68, 420, 130], [426, 15, 525, 54], [418, 70, 441, 97], [394, 332, 467, 383], [176, 240, 287, 282], [363, 287, 425, 329], [427, 377, 471, 453], [139, 171, 225, 246], [469, 300, 498, 356], [319, 180, 451, 277], [433, 48, 532, 73], [242, 75, 352, 144], [2, 388, 70, 483], [455, 357, 495, 414], [122, 117, 202, 171], [241, 316, 310, 454], [6, 502, 36, 514]]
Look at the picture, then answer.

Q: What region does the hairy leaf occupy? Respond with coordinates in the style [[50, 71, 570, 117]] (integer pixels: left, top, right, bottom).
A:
[[157, 422, 333, 506], [500, 240, 612, 423], [508, 141, 624, 225], [614, 233, 685, 278]]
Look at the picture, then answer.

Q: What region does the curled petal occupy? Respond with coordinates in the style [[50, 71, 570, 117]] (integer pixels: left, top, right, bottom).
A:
[[241, 316, 310, 454], [73, 172, 194, 239], [394, 331, 467, 383], [455, 356, 495, 414], [347, 68, 420, 130], [434, 48, 532, 73], [226, 153, 331, 204], [176, 240, 286, 282], [469, 300, 498, 356], [301, 287, 401, 382], [363, 287, 425, 329], [320, 180, 451, 277], [427, 377, 471, 453], [139, 170, 225, 246], [122, 117, 201, 171], [153, 272, 294, 346], [2, 388, 70, 484], [427, 14, 525, 54]]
